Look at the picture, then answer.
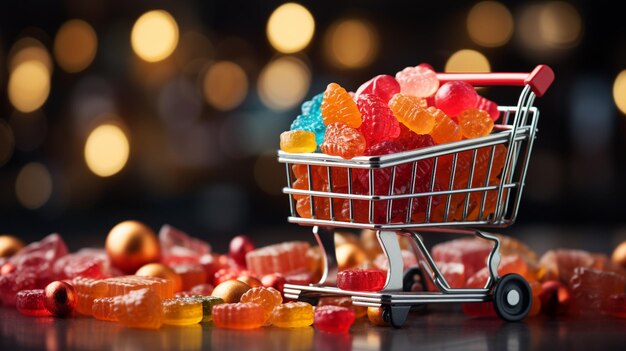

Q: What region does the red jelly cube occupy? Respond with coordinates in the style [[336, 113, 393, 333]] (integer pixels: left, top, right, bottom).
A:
[[607, 293, 626, 319], [569, 267, 626, 316], [432, 238, 493, 280], [159, 225, 211, 265], [314, 305, 355, 333], [16, 289, 51, 316], [336, 269, 386, 292]]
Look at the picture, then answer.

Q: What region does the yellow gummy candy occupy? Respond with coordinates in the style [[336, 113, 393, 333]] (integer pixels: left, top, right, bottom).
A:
[[280, 130, 317, 153]]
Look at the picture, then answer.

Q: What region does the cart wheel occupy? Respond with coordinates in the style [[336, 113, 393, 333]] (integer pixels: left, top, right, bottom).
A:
[[382, 305, 411, 328], [402, 266, 426, 292], [492, 274, 532, 322]]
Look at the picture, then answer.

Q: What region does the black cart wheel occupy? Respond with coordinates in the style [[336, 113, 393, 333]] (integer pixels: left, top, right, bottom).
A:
[[492, 274, 532, 322], [402, 266, 426, 292], [382, 305, 411, 328]]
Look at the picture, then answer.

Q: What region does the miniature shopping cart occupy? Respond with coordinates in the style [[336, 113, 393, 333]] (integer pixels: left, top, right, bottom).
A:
[[278, 65, 554, 327]]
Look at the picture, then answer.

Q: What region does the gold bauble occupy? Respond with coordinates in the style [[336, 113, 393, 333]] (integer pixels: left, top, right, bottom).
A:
[[212, 279, 251, 303], [105, 220, 160, 273], [336, 243, 367, 270], [0, 235, 25, 258], [367, 306, 387, 326], [136, 263, 183, 292], [237, 275, 263, 288]]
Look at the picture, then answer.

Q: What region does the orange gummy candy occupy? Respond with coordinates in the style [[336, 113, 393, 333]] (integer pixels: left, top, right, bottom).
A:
[[240, 287, 283, 324], [458, 108, 494, 139], [212, 303, 266, 329], [429, 107, 462, 144], [320, 123, 366, 159], [92, 288, 163, 329], [321, 83, 362, 128], [388, 93, 434, 134]]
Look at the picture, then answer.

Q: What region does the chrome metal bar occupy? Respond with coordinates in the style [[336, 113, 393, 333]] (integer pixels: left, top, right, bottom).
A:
[[444, 153, 458, 222], [347, 168, 354, 222], [377, 231, 404, 292], [326, 166, 335, 220], [462, 149, 478, 221], [426, 157, 438, 223], [479, 146, 497, 220], [285, 163, 295, 217], [312, 226, 338, 286], [369, 168, 374, 224], [475, 230, 501, 290], [408, 231, 450, 289], [307, 165, 315, 218], [406, 160, 418, 224], [387, 166, 397, 224]]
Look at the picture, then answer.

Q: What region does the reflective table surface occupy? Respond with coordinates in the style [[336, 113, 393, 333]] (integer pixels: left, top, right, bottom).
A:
[[2, 306, 625, 351]]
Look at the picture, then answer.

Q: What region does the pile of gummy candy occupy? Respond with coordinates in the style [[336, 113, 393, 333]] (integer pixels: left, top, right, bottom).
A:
[[280, 64, 506, 224], [1, 220, 626, 332]]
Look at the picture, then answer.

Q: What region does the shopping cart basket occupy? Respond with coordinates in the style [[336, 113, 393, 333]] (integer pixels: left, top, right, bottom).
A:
[[277, 65, 554, 327]]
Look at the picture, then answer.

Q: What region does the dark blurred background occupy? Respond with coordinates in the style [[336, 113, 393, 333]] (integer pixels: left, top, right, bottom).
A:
[[0, 0, 625, 254]]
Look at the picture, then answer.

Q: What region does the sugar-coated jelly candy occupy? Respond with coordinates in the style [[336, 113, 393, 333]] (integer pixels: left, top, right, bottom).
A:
[[280, 130, 317, 153], [162, 297, 204, 326], [320, 123, 366, 159], [16, 289, 51, 316], [355, 74, 401, 103], [424, 262, 465, 291], [538, 249, 597, 284], [188, 295, 224, 322], [388, 93, 434, 134], [271, 301, 314, 328], [314, 305, 355, 333], [458, 108, 494, 139], [569, 267, 625, 316], [357, 94, 401, 146], [435, 81, 479, 117], [395, 65, 439, 98], [321, 83, 362, 128], [240, 286, 283, 324], [92, 288, 163, 329], [245, 241, 311, 277], [318, 296, 367, 318], [432, 238, 493, 279], [159, 225, 211, 265], [465, 254, 532, 289], [53, 248, 117, 280], [173, 264, 208, 291], [429, 107, 462, 145], [607, 293, 626, 319], [212, 303, 266, 329], [336, 269, 387, 292]]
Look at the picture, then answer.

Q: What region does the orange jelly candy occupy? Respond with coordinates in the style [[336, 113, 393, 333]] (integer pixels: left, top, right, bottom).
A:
[[388, 93, 434, 134], [429, 107, 462, 145], [458, 108, 494, 139], [212, 303, 266, 329], [321, 83, 362, 128], [240, 287, 283, 324]]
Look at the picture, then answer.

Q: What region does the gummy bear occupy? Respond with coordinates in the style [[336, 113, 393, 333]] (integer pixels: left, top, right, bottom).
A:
[[240, 287, 283, 324], [321, 83, 362, 128], [355, 74, 401, 103], [314, 305, 355, 333], [212, 302, 266, 329], [161, 297, 204, 325], [458, 108, 494, 139], [336, 269, 387, 292], [159, 225, 211, 266], [357, 94, 401, 146], [245, 241, 311, 277], [271, 301, 314, 328], [320, 122, 366, 159], [395, 64, 440, 98], [435, 81, 479, 118], [280, 130, 317, 153], [388, 93, 434, 134]]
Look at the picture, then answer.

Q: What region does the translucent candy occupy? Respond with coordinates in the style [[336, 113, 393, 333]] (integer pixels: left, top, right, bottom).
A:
[[159, 225, 211, 265], [245, 241, 311, 277], [388, 93, 434, 134], [271, 302, 314, 328], [465, 255, 532, 289], [16, 289, 51, 316], [240, 287, 283, 324], [291, 93, 326, 146], [539, 249, 598, 284], [458, 108, 494, 139], [336, 269, 387, 292], [607, 293, 626, 319], [280, 130, 317, 153], [432, 238, 493, 279], [314, 305, 355, 333], [357, 94, 401, 146], [435, 81, 479, 118], [475, 96, 500, 122], [212, 303, 265, 329], [53, 248, 118, 280], [429, 107, 462, 145], [162, 297, 204, 326], [318, 296, 367, 318], [321, 83, 362, 128], [188, 295, 224, 322], [172, 264, 208, 291], [355, 74, 401, 103], [92, 288, 163, 329], [569, 267, 626, 316], [395, 65, 440, 98], [320, 123, 367, 159]]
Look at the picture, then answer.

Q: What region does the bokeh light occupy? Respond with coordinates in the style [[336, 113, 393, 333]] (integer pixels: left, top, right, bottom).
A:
[[84, 124, 130, 177], [8, 60, 51, 112], [258, 56, 311, 110], [445, 49, 490, 72], [539, 1, 582, 48], [15, 162, 53, 209], [203, 61, 248, 111], [467, 1, 514, 47], [0, 120, 15, 167], [266, 3, 315, 54], [54, 19, 98, 73], [9, 37, 53, 74], [324, 18, 379, 69], [131, 10, 179, 62], [613, 70, 626, 115]]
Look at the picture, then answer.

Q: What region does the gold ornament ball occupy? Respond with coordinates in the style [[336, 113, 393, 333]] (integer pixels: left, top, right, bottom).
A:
[[105, 220, 160, 273], [367, 306, 387, 326], [136, 263, 183, 292], [611, 241, 626, 269], [212, 279, 251, 303], [237, 275, 263, 288], [44, 281, 77, 317], [0, 235, 25, 258]]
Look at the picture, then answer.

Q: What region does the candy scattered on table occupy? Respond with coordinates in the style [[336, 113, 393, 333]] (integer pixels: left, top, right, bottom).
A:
[[16, 289, 51, 317], [336, 269, 387, 292], [105, 221, 160, 274], [211, 279, 251, 303], [161, 297, 204, 326], [314, 305, 356, 333], [189, 295, 224, 322], [271, 301, 314, 328], [245, 241, 311, 277], [92, 288, 162, 329], [240, 286, 283, 324], [212, 303, 266, 329], [43, 281, 77, 317]]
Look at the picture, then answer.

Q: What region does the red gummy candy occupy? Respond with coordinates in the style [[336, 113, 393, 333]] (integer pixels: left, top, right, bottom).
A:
[[336, 269, 387, 292], [432, 238, 492, 279], [321, 123, 367, 159], [53, 248, 119, 280], [475, 96, 500, 122], [16, 289, 51, 316], [607, 293, 626, 319], [569, 267, 626, 316], [395, 64, 440, 98], [539, 249, 598, 284], [229, 235, 255, 268], [425, 261, 465, 291], [434, 81, 479, 117], [159, 225, 211, 265], [314, 305, 355, 333], [357, 94, 401, 146], [355, 74, 401, 103]]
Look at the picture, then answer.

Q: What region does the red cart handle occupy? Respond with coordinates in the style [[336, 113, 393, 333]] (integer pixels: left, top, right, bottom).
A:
[[436, 64, 554, 97]]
